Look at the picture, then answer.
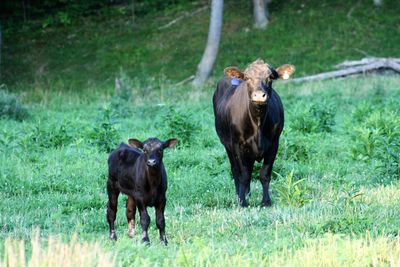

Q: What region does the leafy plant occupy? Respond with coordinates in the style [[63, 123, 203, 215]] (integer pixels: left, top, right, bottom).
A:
[[29, 123, 73, 149], [350, 108, 400, 181], [159, 106, 199, 147], [87, 105, 120, 153], [0, 88, 29, 121], [274, 170, 311, 207]]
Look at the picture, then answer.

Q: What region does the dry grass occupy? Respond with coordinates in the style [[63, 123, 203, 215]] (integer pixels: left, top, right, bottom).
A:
[[1, 231, 115, 267], [269, 233, 400, 267]]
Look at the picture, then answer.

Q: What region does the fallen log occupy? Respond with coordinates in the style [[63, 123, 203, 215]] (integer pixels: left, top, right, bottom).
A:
[[292, 57, 400, 83]]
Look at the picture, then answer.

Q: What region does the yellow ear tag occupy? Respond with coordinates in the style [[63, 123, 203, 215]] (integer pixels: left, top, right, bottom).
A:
[[282, 71, 290, 80]]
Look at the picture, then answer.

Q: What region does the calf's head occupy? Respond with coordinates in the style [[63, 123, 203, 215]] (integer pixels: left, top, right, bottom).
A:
[[128, 137, 178, 168], [224, 59, 295, 106]]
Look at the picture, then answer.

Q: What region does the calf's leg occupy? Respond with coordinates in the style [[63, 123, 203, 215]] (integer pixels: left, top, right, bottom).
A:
[[155, 201, 168, 245], [106, 180, 120, 240], [138, 205, 151, 244], [126, 196, 136, 238]]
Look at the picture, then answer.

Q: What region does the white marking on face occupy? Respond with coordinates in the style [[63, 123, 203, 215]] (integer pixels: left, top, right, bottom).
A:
[[282, 71, 290, 80]]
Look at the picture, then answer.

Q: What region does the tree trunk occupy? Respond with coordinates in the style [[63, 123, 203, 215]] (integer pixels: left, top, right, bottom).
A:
[[192, 0, 223, 87], [253, 0, 268, 29], [373, 0, 382, 6]]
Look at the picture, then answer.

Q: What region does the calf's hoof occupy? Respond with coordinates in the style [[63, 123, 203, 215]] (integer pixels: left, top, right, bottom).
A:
[[109, 231, 117, 241], [160, 236, 168, 246]]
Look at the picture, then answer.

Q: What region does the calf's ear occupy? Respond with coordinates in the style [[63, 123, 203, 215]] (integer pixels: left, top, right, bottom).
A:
[[128, 138, 143, 149], [276, 64, 295, 80], [224, 67, 247, 80], [163, 138, 178, 149], [118, 149, 127, 161]]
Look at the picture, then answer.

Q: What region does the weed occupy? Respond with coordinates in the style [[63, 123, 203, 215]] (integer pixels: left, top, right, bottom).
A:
[[274, 170, 311, 207], [87, 105, 120, 153], [0, 88, 29, 121], [158, 106, 199, 147]]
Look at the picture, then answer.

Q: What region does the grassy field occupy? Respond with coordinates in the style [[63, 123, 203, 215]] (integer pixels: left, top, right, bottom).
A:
[[1, 0, 400, 265], [1, 74, 400, 266]]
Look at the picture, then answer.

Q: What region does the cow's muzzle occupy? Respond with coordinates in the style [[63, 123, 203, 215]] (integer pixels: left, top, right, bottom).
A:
[[251, 91, 267, 105]]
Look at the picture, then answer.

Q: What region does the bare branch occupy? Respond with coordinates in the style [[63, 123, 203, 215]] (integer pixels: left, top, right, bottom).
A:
[[158, 6, 208, 30]]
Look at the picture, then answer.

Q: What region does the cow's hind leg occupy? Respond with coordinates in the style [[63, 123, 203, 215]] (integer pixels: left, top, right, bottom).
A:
[[106, 179, 120, 240], [126, 196, 136, 238], [260, 141, 279, 207], [155, 200, 168, 245]]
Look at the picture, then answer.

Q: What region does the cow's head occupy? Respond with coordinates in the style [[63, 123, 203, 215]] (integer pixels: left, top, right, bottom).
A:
[[128, 137, 178, 168], [224, 59, 295, 106]]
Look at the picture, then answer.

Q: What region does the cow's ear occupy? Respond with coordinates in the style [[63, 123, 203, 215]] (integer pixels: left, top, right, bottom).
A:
[[128, 138, 143, 149], [224, 67, 247, 80], [275, 64, 295, 80], [163, 138, 178, 149]]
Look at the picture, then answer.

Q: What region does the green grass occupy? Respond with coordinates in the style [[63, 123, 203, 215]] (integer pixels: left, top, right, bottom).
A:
[[2, 0, 400, 93], [1, 75, 400, 266]]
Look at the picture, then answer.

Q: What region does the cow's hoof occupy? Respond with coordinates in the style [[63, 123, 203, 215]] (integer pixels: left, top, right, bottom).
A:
[[261, 200, 272, 207]]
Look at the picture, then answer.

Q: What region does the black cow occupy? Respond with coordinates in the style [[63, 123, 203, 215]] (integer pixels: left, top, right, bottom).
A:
[[106, 137, 178, 245], [213, 59, 295, 207]]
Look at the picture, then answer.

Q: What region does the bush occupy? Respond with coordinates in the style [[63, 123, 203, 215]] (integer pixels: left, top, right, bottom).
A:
[[87, 105, 121, 153], [351, 108, 400, 182], [158, 106, 199, 147], [29, 123, 73, 149], [290, 102, 335, 133], [0, 89, 29, 121]]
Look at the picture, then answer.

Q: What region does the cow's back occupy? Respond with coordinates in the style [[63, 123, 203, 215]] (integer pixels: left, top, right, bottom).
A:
[[108, 143, 141, 182]]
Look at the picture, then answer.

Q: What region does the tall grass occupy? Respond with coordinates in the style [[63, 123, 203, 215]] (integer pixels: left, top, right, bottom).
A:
[[269, 233, 400, 267], [1, 231, 114, 267]]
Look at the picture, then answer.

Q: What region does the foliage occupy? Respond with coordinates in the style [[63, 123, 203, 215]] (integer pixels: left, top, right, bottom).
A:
[[274, 170, 311, 207], [158, 105, 200, 147], [290, 101, 335, 134], [87, 105, 121, 153], [0, 88, 29, 121], [350, 106, 400, 182], [28, 123, 73, 149]]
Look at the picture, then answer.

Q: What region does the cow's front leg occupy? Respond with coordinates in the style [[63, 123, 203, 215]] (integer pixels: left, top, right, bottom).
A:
[[226, 148, 241, 195], [155, 200, 168, 245], [138, 205, 151, 244], [237, 157, 254, 207], [126, 195, 136, 238], [260, 141, 279, 207], [260, 163, 272, 207]]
